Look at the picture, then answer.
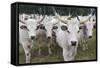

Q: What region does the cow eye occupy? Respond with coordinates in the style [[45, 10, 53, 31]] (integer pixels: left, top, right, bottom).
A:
[[61, 25, 68, 31], [77, 30, 80, 33], [24, 18, 28, 20], [20, 25, 29, 31], [52, 26, 58, 29], [36, 26, 39, 30], [30, 17, 32, 19], [20, 25, 27, 29], [93, 19, 95, 21], [86, 28, 88, 30], [79, 26, 82, 29], [67, 30, 70, 33]]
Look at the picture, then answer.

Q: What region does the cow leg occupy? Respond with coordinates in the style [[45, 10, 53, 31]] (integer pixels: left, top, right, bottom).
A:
[[85, 40, 88, 50], [38, 45, 42, 55], [79, 39, 86, 51], [62, 47, 68, 61], [63, 46, 76, 61], [62, 47, 73, 61], [47, 40, 52, 55], [82, 39, 88, 51], [22, 42, 32, 63], [68, 46, 77, 61], [71, 45, 78, 59]]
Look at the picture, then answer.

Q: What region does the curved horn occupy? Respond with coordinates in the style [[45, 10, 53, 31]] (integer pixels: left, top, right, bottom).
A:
[[80, 15, 91, 24], [37, 15, 45, 24], [19, 19, 26, 24], [76, 16, 80, 21], [37, 6, 46, 24], [67, 12, 72, 20], [67, 10, 74, 20], [52, 7, 67, 24], [19, 14, 26, 24], [55, 14, 67, 24]]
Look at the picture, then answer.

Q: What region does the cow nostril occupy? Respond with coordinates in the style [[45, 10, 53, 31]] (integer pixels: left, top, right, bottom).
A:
[[71, 41, 77, 46], [31, 36, 35, 40], [89, 36, 92, 39], [47, 36, 51, 39]]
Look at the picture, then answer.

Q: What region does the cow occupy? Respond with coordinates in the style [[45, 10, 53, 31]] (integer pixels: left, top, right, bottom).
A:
[[52, 18, 81, 61], [77, 14, 96, 51], [52, 7, 91, 61], [50, 8, 79, 61], [37, 15, 59, 55], [19, 13, 45, 63]]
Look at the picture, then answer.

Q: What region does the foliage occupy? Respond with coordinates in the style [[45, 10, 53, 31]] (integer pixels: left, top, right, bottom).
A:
[[19, 4, 96, 16]]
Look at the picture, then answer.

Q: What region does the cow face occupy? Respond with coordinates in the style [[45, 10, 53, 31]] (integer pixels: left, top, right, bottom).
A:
[[84, 21, 94, 39], [43, 16, 58, 39], [25, 19, 38, 40], [78, 15, 96, 39], [82, 16, 96, 39], [44, 23, 53, 39], [66, 20, 80, 46], [19, 14, 42, 40], [52, 19, 80, 46]]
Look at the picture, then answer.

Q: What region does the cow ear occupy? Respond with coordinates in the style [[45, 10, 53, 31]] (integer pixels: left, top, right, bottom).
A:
[[20, 25, 29, 31], [24, 17, 28, 20], [61, 25, 68, 31]]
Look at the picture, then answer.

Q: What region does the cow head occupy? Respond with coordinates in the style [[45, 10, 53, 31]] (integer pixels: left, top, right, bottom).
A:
[[41, 15, 58, 39], [19, 14, 45, 40], [53, 17, 81, 46], [78, 15, 96, 39], [52, 7, 81, 46], [66, 19, 81, 46]]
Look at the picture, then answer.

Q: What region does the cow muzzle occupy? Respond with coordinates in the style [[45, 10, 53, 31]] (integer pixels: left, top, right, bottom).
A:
[[89, 36, 92, 39], [30, 36, 36, 40], [71, 41, 77, 46]]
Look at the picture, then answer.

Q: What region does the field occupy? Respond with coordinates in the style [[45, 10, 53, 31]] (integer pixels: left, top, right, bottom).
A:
[[19, 29, 96, 64]]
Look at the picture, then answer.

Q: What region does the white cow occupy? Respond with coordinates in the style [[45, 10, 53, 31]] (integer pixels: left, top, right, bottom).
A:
[[52, 9, 91, 61], [78, 15, 96, 50], [38, 15, 59, 55], [52, 17, 81, 61], [19, 13, 45, 63]]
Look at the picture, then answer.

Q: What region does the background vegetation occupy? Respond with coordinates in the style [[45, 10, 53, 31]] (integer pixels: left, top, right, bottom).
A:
[[19, 4, 96, 16]]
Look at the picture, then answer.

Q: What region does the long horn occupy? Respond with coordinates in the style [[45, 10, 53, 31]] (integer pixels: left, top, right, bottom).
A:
[[76, 16, 80, 21], [19, 14, 26, 24], [68, 11, 71, 16], [37, 7, 46, 24], [80, 15, 92, 24], [67, 9, 74, 20], [19, 19, 26, 24], [67, 12, 72, 20], [52, 7, 67, 24], [37, 15, 45, 24], [90, 8, 94, 15]]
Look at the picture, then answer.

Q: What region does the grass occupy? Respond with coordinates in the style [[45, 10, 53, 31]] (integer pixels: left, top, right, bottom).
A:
[[19, 29, 96, 64]]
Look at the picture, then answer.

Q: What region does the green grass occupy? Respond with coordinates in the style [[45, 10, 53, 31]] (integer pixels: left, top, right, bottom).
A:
[[19, 29, 96, 64]]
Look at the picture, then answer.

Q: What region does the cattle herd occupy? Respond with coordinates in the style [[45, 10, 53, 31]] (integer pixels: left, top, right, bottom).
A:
[[19, 7, 96, 63]]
